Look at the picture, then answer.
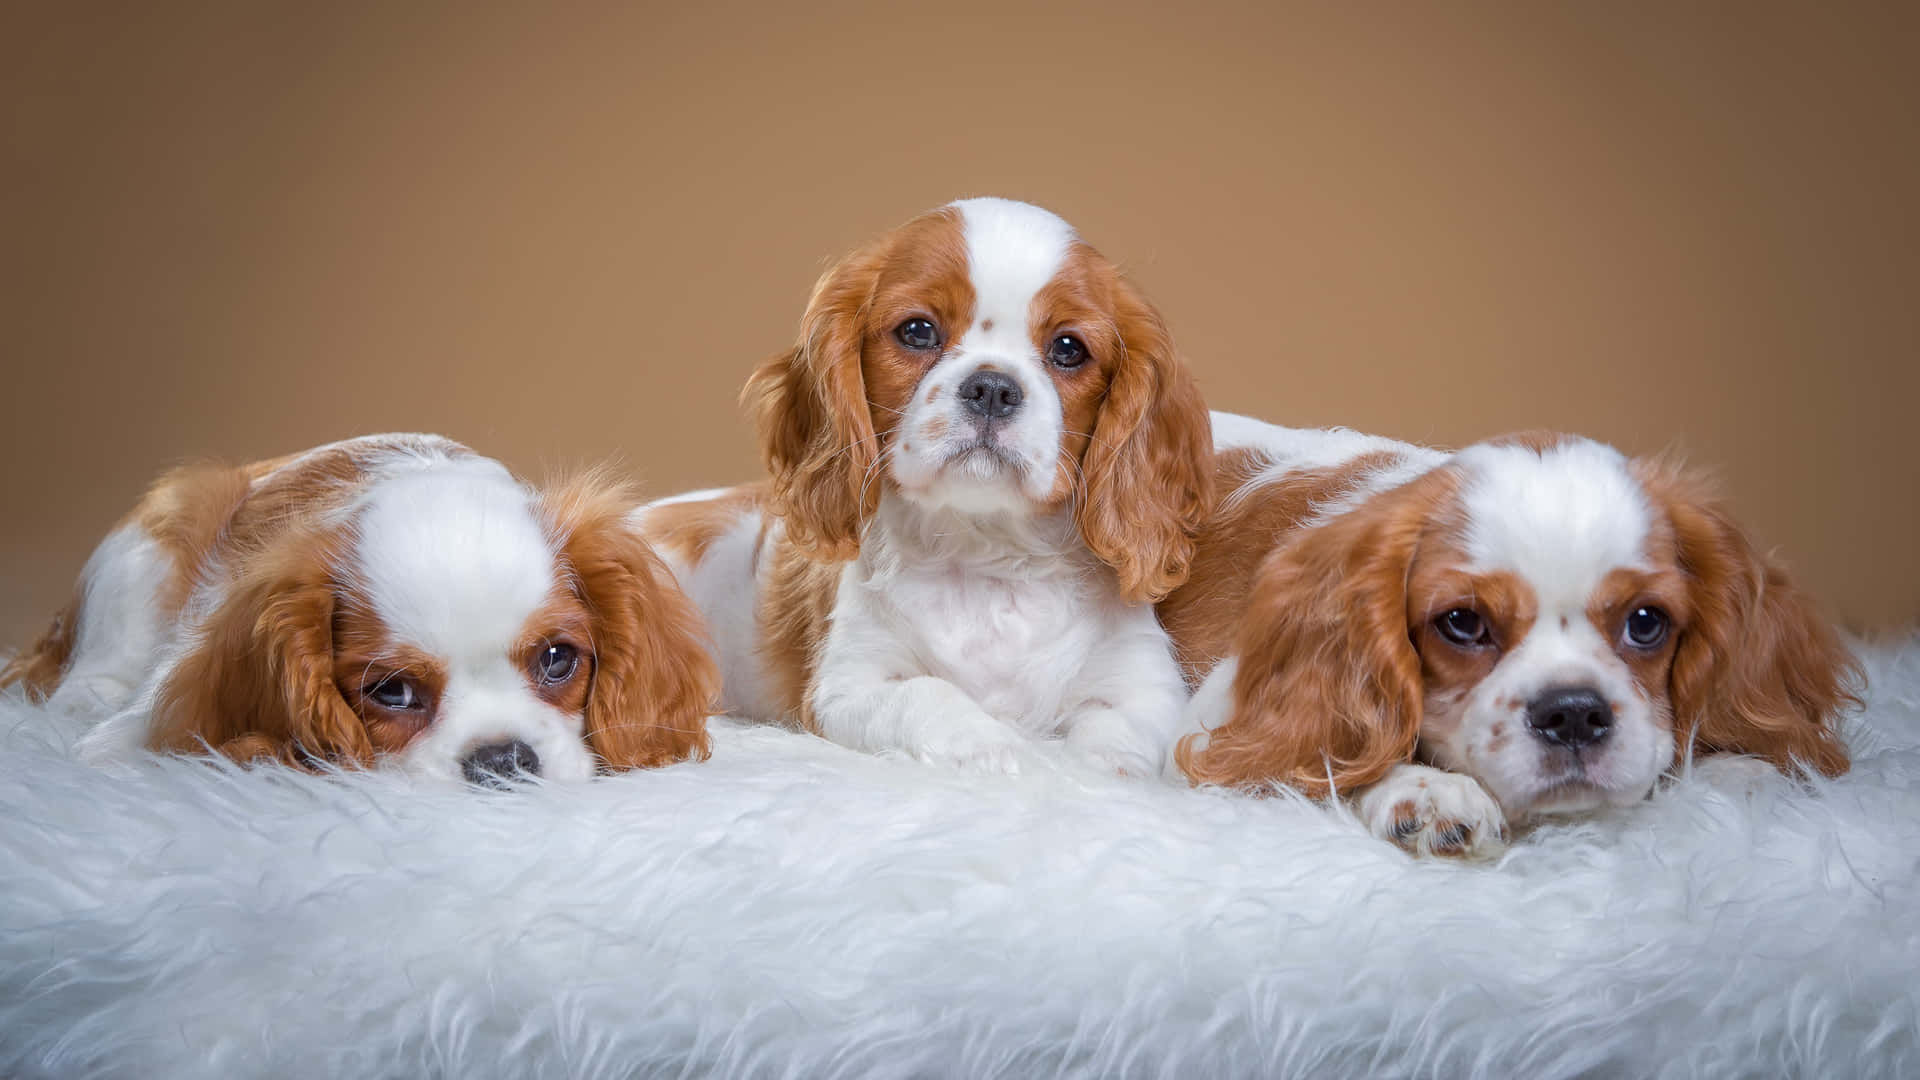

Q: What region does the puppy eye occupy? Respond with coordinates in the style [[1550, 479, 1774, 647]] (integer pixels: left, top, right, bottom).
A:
[[534, 643, 581, 684], [1046, 334, 1089, 369], [1434, 608, 1491, 648], [1622, 606, 1670, 649], [366, 676, 422, 710], [895, 318, 941, 351]]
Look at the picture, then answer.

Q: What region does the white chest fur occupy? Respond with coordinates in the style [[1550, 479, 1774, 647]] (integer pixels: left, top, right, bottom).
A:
[[842, 501, 1113, 734], [870, 565, 1103, 732]]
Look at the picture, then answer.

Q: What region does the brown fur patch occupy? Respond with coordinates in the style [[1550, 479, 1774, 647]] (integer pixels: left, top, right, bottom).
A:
[[149, 522, 373, 765], [1407, 563, 1535, 710], [1633, 457, 1859, 777], [641, 484, 765, 564], [333, 629, 446, 756], [1159, 449, 1409, 679], [1485, 430, 1574, 454], [1170, 463, 1462, 798], [1036, 242, 1214, 603], [1, 441, 399, 706], [0, 591, 81, 701], [755, 532, 844, 727], [1584, 563, 1690, 727], [540, 472, 719, 769]]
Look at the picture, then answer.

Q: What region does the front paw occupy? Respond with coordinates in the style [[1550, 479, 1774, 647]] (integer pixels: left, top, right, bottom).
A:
[[910, 711, 1029, 774], [1062, 708, 1161, 778], [1358, 765, 1510, 860]]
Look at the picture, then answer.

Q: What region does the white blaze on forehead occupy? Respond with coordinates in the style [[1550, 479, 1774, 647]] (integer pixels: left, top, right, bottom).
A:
[[1455, 439, 1651, 613], [349, 459, 557, 656], [950, 197, 1075, 355]]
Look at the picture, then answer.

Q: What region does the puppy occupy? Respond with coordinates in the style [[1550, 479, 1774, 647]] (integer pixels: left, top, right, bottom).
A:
[[639, 198, 1213, 775], [2, 434, 718, 784], [1159, 413, 1861, 856]]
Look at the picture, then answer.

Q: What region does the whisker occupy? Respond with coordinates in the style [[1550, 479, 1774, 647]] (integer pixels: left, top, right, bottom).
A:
[[855, 445, 898, 530], [1059, 426, 1123, 455]]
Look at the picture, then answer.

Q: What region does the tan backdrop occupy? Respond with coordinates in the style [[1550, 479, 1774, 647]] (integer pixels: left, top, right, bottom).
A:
[[3, 1, 1916, 645]]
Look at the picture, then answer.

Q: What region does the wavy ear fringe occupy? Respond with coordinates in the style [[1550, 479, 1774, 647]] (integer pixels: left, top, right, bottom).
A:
[[150, 529, 372, 769], [1176, 470, 1455, 798], [1638, 459, 1859, 779], [1077, 279, 1214, 604], [743, 245, 889, 560], [543, 472, 718, 770]]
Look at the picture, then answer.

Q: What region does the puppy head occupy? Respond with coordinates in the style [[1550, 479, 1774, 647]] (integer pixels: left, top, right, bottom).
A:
[[1180, 435, 1858, 819], [150, 453, 716, 784], [745, 197, 1212, 600]]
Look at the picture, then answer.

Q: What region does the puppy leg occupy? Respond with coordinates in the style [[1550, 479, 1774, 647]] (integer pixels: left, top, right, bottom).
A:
[[1060, 614, 1192, 779]]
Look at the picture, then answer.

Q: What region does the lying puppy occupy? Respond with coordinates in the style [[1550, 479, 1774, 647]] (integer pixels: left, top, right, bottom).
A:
[[640, 198, 1213, 775], [1159, 413, 1861, 856], [2, 434, 718, 785]]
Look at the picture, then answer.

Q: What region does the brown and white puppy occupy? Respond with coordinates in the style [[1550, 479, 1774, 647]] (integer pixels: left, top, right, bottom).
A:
[[2, 434, 717, 784], [639, 198, 1213, 775], [1159, 413, 1860, 856]]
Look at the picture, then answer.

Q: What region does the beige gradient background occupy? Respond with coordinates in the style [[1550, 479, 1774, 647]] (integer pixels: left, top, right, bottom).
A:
[[3, 1, 1916, 646]]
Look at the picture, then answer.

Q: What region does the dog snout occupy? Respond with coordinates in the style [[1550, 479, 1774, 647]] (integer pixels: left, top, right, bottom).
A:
[[461, 739, 542, 788], [958, 370, 1022, 421], [1525, 687, 1613, 750]]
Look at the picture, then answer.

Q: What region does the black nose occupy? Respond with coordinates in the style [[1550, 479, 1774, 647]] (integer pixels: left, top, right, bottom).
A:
[[1525, 687, 1613, 750], [958, 370, 1022, 420], [461, 740, 541, 787]]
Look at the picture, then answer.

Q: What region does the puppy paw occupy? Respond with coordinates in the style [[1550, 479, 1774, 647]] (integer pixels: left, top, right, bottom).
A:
[[910, 711, 1030, 775], [1061, 708, 1161, 779], [1066, 739, 1158, 780], [1358, 765, 1510, 860]]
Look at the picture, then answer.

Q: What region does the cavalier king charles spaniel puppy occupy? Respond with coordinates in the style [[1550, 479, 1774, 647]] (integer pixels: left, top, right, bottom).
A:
[[2, 434, 718, 785], [639, 197, 1213, 775], [1158, 413, 1860, 857]]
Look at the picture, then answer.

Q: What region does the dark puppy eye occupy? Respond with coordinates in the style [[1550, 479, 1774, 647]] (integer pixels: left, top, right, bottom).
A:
[[1622, 606, 1669, 649], [534, 643, 580, 684], [1046, 334, 1088, 369], [895, 318, 941, 351], [1435, 608, 1491, 648], [366, 676, 422, 710]]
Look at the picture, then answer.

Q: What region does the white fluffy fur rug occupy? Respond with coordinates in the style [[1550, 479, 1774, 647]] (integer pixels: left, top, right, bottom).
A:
[[2, 640, 1917, 1079]]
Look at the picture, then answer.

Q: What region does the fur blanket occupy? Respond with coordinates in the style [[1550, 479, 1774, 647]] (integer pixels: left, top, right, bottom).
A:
[[1, 640, 1916, 1079]]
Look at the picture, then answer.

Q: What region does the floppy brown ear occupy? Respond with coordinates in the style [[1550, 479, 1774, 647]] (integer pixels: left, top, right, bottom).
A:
[[1077, 278, 1214, 603], [1640, 461, 1860, 778], [1175, 471, 1450, 798], [547, 476, 718, 769], [150, 532, 372, 767], [741, 245, 888, 559]]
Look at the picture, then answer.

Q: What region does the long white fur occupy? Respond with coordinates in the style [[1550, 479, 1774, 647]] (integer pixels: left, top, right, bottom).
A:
[[650, 198, 1191, 776], [64, 436, 596, 781], [1, 639, 1914, 1076]]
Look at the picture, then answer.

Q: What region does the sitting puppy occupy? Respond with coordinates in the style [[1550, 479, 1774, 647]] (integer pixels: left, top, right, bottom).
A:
[[639, 198, 1213, 775], [1159, 413, 1860, 856], [1, 434, 718, 785]]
